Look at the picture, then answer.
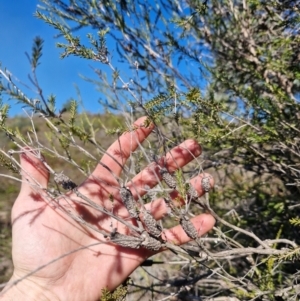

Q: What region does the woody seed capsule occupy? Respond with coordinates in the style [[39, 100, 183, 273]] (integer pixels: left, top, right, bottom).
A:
[[110, 232, 143, 249], [201, 176, 212, 193], [186, 183, 199, 200], [142, 210, 162, 238], [180, 215, 198, 240], [159, 167, 177, 189], [54, 173, 77, 190], [141, 232, 162, 251], [119, 187, 139, 218]]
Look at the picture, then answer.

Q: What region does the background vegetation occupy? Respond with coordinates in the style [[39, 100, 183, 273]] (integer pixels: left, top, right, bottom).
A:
[[1, 0, 300, 300]]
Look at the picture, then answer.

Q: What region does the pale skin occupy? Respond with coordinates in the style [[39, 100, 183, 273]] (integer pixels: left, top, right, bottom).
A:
[[1, 116, 215, 301]]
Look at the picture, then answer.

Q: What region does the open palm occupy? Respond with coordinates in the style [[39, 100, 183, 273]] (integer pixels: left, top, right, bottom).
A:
[[3, 117, 215, 301]]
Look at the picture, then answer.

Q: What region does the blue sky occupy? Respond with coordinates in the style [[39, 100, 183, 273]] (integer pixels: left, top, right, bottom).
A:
[[0, 1, 210, 117], [0, 1, 111, 116]]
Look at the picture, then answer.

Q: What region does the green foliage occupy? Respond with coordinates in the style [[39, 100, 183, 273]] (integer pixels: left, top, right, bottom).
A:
[[290, 217, 300, 227], [68, 99, 78, 127], [0, 102, 9, 139], [28, 36, 44, 69], [100, 281, 128, 301], [144, 93, 174, 121], [36, 11, 110, 63], [0, 153, 18, 174]]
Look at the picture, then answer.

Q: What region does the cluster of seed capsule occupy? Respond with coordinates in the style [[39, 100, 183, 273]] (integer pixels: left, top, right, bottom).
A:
[[54, 163, 211, 251], [108, 231, 162, 251], [54, 165, 212, 251], [115, 164, 213, 251], [117, 185, 164, 251]]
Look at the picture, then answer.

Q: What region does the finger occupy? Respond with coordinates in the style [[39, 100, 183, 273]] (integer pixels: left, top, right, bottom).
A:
[[12, 149, 50, 222], [19, 148, 49, 195], [162, 213, 215, 245], [90, 116, 154, 182], [127, 139, 202, 198], [145, 173, 214, 220]]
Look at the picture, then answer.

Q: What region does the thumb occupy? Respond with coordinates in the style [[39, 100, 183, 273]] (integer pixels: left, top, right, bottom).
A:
[[19, 149, 49, 195]]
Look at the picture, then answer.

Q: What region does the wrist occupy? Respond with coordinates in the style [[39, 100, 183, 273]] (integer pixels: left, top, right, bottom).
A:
[[0, 276, 60, 301]]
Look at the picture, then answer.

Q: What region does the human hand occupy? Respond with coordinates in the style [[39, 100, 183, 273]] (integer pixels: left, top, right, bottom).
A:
[[1, 116, 215, 301]]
